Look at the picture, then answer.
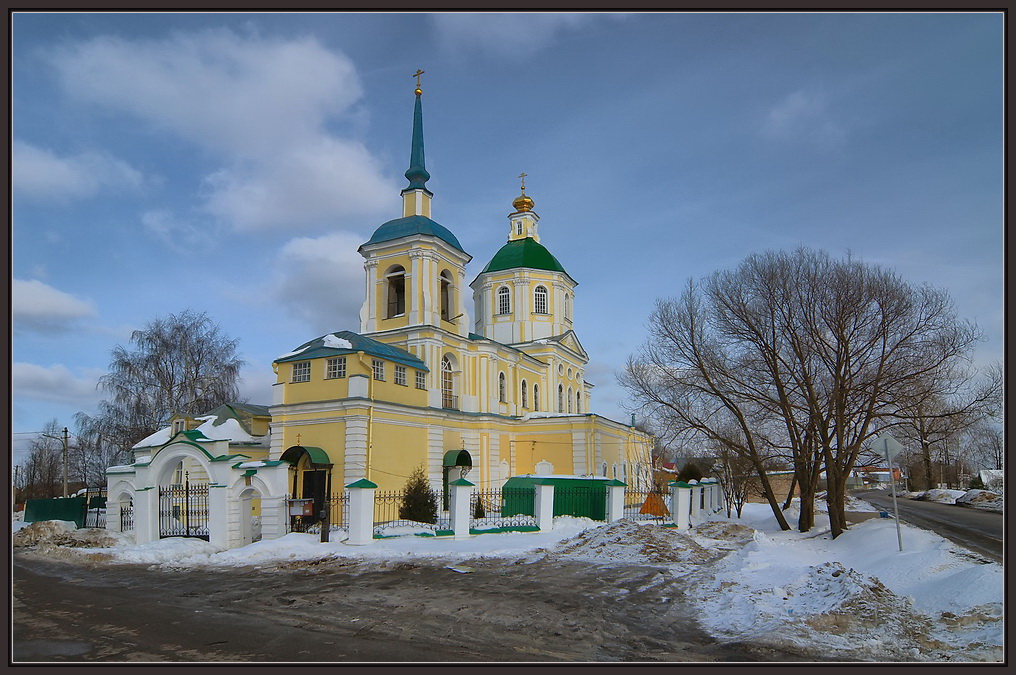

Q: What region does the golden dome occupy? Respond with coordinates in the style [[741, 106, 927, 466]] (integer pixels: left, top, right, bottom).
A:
[[512, 192, 535, 213]]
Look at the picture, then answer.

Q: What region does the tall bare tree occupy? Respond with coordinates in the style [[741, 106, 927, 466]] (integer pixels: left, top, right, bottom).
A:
[[887, 362, 1001, 489], [622, 248, 982, 538], [77, 310, 246, 464]]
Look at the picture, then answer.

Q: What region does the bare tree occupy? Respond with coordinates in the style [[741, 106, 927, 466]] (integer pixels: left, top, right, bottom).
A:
[[19, 419, 65, 500], [79, 310, 246, 463], [887, 362, 1001, 490], [715, 446, 754, 518], [621, 282, 794, 531], [622, 248, 982, 538], [964, 419, 1003, 472]]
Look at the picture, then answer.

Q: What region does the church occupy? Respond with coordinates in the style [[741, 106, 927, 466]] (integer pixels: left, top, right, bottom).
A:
[[270, 76, 654, 503]]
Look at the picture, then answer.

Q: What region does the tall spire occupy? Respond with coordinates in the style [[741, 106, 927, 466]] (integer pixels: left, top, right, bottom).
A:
[[403, 69, 431, 193]]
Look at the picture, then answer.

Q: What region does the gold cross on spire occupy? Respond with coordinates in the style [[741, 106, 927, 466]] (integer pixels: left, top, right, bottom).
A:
[[296, 433, 302, 446], [519, 172, 527, 191], [413, 69, 425, 94]]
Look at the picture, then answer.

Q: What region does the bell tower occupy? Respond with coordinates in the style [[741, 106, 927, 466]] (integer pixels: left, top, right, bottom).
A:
[[358, 71, 471, 337]]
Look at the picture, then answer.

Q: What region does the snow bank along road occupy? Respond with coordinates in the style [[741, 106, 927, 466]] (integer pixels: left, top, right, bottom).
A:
[[854, 490, 1003, 563]]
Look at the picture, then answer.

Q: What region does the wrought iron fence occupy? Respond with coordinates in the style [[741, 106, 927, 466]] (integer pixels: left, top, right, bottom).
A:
[[288, 491, 349, 533], [372, 489, 450, 536], [469, 488, 539, 531], [158, 481, 210, 540], [119, 501, 134, 532], [623, 488, 670, 523]]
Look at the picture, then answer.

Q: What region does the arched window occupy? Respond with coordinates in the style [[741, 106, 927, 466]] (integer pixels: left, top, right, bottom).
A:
[[534, 286, 548, 314], [568, 387, 573, 413], [498, 372, 507, 403], [564, 293, 571, 320], [441, 356, 456, 409], [521, 380, 528, 409], [386, 266, 406, 318], [576, 392, 581, 413], [497, 286, 511, 315], [440, 270, 452, 321], [533, 384, 540, 411], [558, 384, 564, 413], [601, 462, 608, 477]]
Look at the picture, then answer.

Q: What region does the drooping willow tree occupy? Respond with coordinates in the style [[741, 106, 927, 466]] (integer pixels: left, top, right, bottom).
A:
[[76, 309, 246, 465]]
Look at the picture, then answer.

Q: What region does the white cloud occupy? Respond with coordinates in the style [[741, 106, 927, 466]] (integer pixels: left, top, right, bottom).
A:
[[272, 232, 367, 335], [201, 138, 396, 231], [12, 279, 98, 332], [141, 209, 206, 252], [761, 90, 845, 148], [431, 13, 627, 58], [11, 362, 105, 408], [44, 29, 395, 232], [13, 141, 144, 202]]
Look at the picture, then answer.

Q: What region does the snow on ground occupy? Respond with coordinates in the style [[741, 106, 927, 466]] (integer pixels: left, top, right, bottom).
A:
[[13, 501, 1002, 662], [692, 503, 1003, 661]]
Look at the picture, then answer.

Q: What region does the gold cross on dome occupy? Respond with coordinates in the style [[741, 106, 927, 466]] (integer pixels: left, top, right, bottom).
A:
[[412, 69, 425, 89], [519, 172, 527, 191]]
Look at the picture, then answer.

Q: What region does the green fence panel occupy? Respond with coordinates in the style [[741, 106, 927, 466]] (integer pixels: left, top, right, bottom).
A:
[[24, 496, 88, 528]]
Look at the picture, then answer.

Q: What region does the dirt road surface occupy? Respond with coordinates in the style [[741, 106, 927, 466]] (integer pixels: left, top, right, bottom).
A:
[[13, 549, 825, 663]]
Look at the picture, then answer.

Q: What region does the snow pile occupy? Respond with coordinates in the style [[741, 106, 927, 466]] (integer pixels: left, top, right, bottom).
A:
[[955, 490, 1003, 513], [12, 520, 79, 546], [692, 504, 1003, 661], [551, 519, 714, 566], [910, 489, 967, 504]]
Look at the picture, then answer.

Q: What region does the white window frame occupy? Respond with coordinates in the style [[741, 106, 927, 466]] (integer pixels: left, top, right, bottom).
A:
[[372, 358, 385, 381], [498, 372, 507, 403], [534, 286, 548, 314], [395, 364, 407, 386], [292, 361, 311, 383], [497, 286, 511, 315], [326, 356, 346, 379], [415, 370, 427, 390]]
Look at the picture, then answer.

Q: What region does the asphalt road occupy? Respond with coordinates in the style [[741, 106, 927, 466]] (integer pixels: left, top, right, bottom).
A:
[[852, 490, 1003, 563]]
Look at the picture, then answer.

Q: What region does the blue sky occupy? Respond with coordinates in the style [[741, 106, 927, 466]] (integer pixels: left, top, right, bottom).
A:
[[11, 12, 1004, 465]]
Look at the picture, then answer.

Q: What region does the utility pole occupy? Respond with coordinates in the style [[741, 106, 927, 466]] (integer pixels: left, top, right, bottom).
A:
[[62, 427, 69, 497]]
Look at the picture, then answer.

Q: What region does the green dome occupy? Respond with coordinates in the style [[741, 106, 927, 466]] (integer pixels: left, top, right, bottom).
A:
[[480, 237, 572, 279], [361, 215, 465, 253]]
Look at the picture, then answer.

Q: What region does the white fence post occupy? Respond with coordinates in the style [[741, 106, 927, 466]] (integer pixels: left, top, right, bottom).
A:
[[606, 480, 626, 522], [689, 480, 703, 526], [534, 482, 555, 531], [449, 478, 474, 538], [345, 479, 377, 545], [670, 481, 692, 530]]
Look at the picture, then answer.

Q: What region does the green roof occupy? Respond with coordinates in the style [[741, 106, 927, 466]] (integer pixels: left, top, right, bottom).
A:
[[361, 215, 465, 254], [275, 330, 428, 371], [480, 237, 573, 281]]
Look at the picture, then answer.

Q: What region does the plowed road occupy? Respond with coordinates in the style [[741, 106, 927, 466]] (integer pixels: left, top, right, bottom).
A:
[[853, 490, 1003, 562]]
